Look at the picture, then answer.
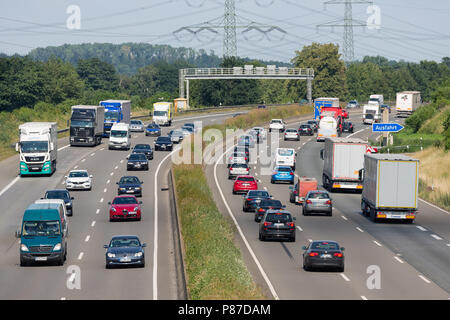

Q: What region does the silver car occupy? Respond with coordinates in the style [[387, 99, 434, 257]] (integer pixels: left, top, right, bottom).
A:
[[228, 163, 250, 179], [284, 128, 300, 141], [130, 120, 145, 132], [302, 190, 332, 216], [169, 129, 184, 143], [227, 152, 248, 167]]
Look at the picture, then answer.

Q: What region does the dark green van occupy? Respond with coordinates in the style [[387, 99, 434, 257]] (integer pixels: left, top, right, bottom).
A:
[[17, 203, 67, 266]]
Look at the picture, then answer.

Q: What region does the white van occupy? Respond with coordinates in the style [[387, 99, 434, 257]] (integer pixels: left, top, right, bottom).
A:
[[34, 199, 69, 236], [109, 123, 131, 150], [274, 148, 296, 170]]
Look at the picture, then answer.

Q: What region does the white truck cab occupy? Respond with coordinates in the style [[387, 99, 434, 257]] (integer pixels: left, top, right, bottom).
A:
[[109, 123, 131, 150]]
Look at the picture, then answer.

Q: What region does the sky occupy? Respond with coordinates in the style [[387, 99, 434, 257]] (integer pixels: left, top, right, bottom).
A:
[[0, 0, 449, 63]]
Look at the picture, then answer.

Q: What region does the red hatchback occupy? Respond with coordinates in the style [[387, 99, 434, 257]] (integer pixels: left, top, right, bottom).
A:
[[108, 195, 142, 221], [233, 175, 258, 194]]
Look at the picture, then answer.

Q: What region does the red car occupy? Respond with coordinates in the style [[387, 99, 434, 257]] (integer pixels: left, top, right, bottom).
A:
[[233, 175, 258, 194], [108, 195, 142, 221]]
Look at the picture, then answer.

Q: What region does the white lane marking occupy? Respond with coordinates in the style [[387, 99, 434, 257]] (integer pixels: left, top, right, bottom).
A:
[[100, 147, 105, 151], [60, 297, 66, 300], [340, 273, 350, 282], [419, 198, 450, 214], [0, 176, 20, 198], [110, 172, 114, 176], [91, 221, 96, 227], [106, 180, 110, 184], [341, 215, 348, 221], [61, 181, 65, 185], [103, 188, 107, 193], [263, 187, 268, 191], [419, 275, 431, 284], [356, 227, 364, 233], [255, 173, 258, 176], [308, 239, 312, 242], [114, 166, 118, 170], [416, 226, 427, 231], [431, 234, 443, 241], [394, 256, 404, 264], [120, 160, 124, 163], [361, 296, 368, 300], [96, 209, 100, 214], [214, 143, 280, 300], [90, 153, 95, 156], [153, 146, 182, 300], [446, 244, 450, 247], [77, 252, 84, 260], [347, 128, 365, 138], [81, 159, 86, 162], [100, 198, 104, 203], [74, 165, 78, 169], [58, 145, 70, 151], [373, 241, 382, 247], [85, 235, 90, 242], [296, 226, 303, 232]]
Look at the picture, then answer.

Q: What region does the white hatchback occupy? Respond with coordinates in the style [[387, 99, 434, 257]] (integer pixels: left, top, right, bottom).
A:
[[269, 119, 285, 132], [65, 170, 93, 191]]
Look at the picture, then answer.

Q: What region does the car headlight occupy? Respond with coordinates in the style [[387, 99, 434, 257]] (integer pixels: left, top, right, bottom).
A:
[[134, 252, 143, 257], [107, 253, 116, 258], [53, 243, 61, 251], [134, 207, 139, 212], [20, 244, 29, 252], [111, 207, 116, 212], [119, 188, 126, 191]]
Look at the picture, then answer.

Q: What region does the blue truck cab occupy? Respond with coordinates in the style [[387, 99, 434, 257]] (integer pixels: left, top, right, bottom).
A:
[[100, 100, 131, 137], [17, 203, 67, 266]]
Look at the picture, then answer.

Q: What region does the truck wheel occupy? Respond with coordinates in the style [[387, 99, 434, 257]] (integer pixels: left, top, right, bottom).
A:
[[370, 208, 377, 222]]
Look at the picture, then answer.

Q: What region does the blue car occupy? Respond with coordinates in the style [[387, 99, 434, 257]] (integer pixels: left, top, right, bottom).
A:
[[145, 123, 161, 136], [271, 166, 294, 184]]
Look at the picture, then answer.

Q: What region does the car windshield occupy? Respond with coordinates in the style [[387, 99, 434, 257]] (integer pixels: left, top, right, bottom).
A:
[[311, 242, 339, 250], [232, 152, 246, 158], [147, 124, 160, 129], [286, 129, 297, 132], [69, 171, 88, 178], [184, 123, 194, 128], [110, 238, 141, 247], [260, 200, 283, 207], [271, 120, 281, 124], [110, 130, 128, 138], [182, 127, 193, 132], [231, 163, 248, 168], [172, 130, 183, 136], [301, 125, 310, 128], [237, 177, 255, 182], [278, 149, 294, 156], [131, 121, 141, 125], [129, 154, 146, 161], [20, 141, 48, 153], [276, 167, 291, 172], [134, 144, 150, 150], [265, 213, 292, 223], [307, 121, 316, 124], [308, 192, 330, 199], [45, 191, 69, 200], [112, 197, 138, 205], [22, 220, 60, 237], [153, 111, 167, 116], [120, 176, 140, 184], [248, 191, 269, 198], [157, 137, 171, 143]]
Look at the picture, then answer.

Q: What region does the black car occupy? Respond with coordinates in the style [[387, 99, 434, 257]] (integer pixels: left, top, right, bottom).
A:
[[154, 136, 173, 151], [259, 210, 296, 242], [307, 120, 318, 132], [298, 124, 314, 136], [132, 144, 153, 160], [302, 240, 345, 272], [380, 104, 391, 113], [254, 199, 284, 222], [342, 121, 354, 133], [104, 235, 146, 269], [43, 189, 74, 216], [258, 105, 266, 109], [117, 176, 143, 197], [243, 190, 271, 212], [127, 153, 149, 171]]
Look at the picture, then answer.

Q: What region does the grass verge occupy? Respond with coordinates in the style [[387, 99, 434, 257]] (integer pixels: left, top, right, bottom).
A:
[[173, 164, 266, 300]]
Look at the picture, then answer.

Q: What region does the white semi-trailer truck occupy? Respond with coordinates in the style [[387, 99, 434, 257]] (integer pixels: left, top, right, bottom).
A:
[[321, 137, 367, 191], [16, 122, 58, 176], [396, 91, 421, 118], [360, 154, 419, 222]]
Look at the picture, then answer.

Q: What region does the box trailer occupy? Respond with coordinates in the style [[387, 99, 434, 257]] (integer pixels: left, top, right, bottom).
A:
[[289, 177, 318, 205], [360, 154, 419, 222], [396, 91, 421, 118], [70, 105, 104, 146], [322, 137, 367, 191], [100, 100, 131, 136]]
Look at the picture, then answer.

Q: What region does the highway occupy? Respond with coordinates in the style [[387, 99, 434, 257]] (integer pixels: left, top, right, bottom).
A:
[[0, 111, 239, 300], [205, 110, 450, 300]]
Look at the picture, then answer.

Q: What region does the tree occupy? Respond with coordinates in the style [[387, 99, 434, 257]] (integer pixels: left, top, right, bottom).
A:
[[291, 43, 347, 100], [76, 58, 119, 92]]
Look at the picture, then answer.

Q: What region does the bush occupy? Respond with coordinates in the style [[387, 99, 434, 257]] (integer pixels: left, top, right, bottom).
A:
[[406, 104, 437, 133]]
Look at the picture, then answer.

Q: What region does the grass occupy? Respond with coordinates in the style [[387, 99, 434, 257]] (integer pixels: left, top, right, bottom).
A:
[[173, 164, 267, 300], [413, 147, 450, 211]]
